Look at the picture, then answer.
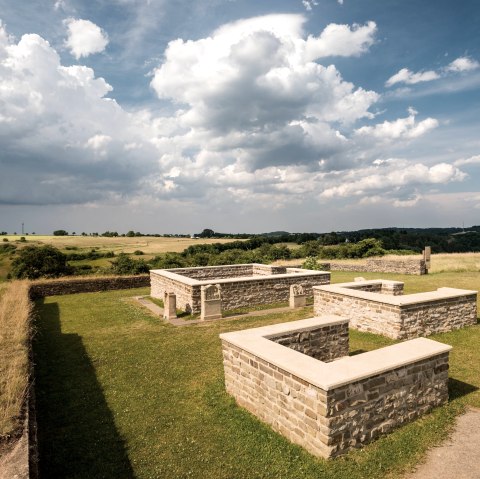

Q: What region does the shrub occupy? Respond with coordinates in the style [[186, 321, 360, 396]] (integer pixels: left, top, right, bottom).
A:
[[302, 256, 321, 270], [133, 250, 144, 256], [109, 254, 149, 275], [10, 245, 73, 279]]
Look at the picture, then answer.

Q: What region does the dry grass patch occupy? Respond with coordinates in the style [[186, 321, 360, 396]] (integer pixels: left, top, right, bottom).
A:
[[0, 235, 244, 255], [0, 281, 32, 439]]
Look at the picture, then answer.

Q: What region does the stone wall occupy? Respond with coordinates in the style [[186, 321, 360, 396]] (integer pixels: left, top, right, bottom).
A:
[[269, 321, 349, 362], [314, 281, 477, 339], [29, 275, 150, 299], [150, 264, 330, 315], [150, 272, 197, 313], [214, 274, 330, 312], [169, 264, 253, 280], [329, 259, 427, 275], [220, 318, 451, 458]]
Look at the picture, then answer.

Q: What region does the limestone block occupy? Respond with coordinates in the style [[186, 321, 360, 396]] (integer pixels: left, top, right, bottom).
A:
[[163, 292, 177, 320], [201, 284, 222, 320]]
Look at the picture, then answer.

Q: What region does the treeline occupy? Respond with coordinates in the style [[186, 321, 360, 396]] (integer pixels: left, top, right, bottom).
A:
[[5, 238, 393, 279]]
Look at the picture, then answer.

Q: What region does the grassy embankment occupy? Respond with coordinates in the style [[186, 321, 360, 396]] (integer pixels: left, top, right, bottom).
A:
[[0, 281, 31, 441], [33, 270, 480, 478]]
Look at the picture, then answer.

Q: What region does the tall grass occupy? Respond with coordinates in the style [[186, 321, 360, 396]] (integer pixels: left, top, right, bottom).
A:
[[0, 281, 32, 439]]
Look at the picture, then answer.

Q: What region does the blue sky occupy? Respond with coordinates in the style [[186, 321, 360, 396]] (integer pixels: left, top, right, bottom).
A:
[[0, 0, 479, 234]]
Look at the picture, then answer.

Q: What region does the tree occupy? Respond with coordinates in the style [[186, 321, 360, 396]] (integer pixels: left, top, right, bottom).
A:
[[11, 245, 72, 279], [198, 228, 215, 238], [53, 229, 68, 236]]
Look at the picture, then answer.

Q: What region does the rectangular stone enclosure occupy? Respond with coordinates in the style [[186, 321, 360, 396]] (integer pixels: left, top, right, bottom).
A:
[[150, 264, 330, 314], [313, 280, 477, 339], [220, 317, 451, 459]]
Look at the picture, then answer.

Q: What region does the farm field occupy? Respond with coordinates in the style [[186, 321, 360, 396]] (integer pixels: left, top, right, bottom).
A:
[[33, 270, 480, 479], [0, 235, 243, 254]]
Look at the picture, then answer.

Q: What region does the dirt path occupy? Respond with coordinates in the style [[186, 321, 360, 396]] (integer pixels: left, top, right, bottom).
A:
[[404, 408, 480, 479]]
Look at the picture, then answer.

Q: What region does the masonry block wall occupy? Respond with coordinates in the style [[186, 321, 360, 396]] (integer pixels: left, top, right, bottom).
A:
[[270, 322, 349, 362], [220, 318, 451, 459], [329, 259, 427, 275], [150, 264, 330, 314], [313, 281, 477, 339]]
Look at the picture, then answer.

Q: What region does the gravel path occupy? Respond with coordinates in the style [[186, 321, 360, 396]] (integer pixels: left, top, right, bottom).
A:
[[405, 408, 480, 479]]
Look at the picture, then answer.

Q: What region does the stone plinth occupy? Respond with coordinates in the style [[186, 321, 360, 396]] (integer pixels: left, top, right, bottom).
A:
[[163, 292, 177, 320], [220, 317, 451, 459], [289, 284, 307, 308], [201, 284, 222, 320]]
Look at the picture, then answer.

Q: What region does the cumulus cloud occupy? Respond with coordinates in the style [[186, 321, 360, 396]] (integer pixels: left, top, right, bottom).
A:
[[355, 110, 438, 140], [151, 15, 378, 172], [386, 56, 479, 87], [64, 18, 109, 59], [386, 68, 439, 87], [0, 22, 158, 204], [0, 17, 462, 212], [446, 56, 480, 72], [321, 161, 466, 199], [454, 154, 480, 166]]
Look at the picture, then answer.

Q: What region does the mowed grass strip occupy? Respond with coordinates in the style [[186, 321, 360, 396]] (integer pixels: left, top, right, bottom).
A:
[[34, 272, 480, 479]]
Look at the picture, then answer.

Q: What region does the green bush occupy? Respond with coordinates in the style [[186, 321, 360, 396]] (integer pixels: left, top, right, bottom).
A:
[[302, 256, 321, 270], [109, 254, 149, 275], [11, 245, 72, 279]]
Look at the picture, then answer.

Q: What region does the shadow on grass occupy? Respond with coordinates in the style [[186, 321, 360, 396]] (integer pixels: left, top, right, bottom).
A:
[[34, 300, 135, 478], [449, 377, 478, 401]]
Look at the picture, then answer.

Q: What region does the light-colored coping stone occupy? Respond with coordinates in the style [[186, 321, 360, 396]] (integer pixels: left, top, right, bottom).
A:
[[220, 316, 451, 391], [150, 264, 328, 286], [315, 280, 477, 307]]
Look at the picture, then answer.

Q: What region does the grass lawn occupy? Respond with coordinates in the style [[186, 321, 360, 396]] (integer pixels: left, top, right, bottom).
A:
[[33, 271, 480, 479]]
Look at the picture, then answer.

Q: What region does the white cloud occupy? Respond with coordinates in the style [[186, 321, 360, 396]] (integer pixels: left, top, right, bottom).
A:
[[302, 0, 318, 11], [0, 17, 465, 213], [151, 14, 378, 173], [392, 195, 422, 208], [304, 21, 377, 59], [454, 154, 480, 166], [386, 56, 480, 87], [355, 110, 438, 140], [446, 56, 480, 72], [321, 161, 466, 199], [386, 68, 439, 87], [64, 18, 109, 59]]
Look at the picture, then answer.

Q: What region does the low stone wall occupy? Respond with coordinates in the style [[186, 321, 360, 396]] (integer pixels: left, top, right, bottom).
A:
[[329, 259, 427, 275], [314, 280, 477, 339], [220, 317, 451, 458], [29, 275, 150, 299], [150, 264, 330, 314], [169, 265, 253, 280]]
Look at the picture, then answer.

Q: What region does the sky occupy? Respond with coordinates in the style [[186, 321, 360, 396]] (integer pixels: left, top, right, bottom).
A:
[[0, 0, 479, 234]]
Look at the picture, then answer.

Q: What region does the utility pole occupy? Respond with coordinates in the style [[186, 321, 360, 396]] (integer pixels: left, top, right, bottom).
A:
[[21, 222, 24, 235]]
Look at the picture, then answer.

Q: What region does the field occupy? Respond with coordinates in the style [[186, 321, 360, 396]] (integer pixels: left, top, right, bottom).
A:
[[32, 269, 480, 478], [0, 235, 242, 255]]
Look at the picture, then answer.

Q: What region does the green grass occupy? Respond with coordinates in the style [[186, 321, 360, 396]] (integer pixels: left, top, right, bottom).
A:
[[33, 272, 480, 478]]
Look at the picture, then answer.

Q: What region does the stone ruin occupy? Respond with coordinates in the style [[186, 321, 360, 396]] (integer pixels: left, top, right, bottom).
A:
[[150, 263, 330, 318], [220, 316, 451, 458], [313, 279, 477, 339]]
